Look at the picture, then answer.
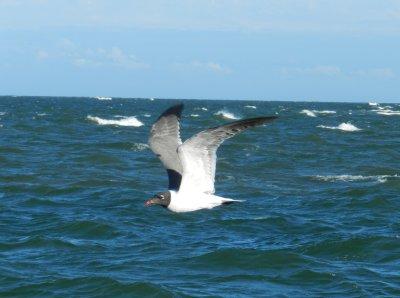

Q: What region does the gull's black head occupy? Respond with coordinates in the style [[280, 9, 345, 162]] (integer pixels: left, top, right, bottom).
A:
[[145, 191, 171, 208]]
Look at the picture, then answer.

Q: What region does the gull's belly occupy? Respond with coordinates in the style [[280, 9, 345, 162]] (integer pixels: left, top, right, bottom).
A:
[[167, 192, 226, 213]]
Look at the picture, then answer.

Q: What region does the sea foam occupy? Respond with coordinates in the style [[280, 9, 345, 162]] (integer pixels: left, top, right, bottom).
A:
[[245, 105, 257, 109], [300, 109, 316, 117], [372, 107, 400, 116], [87, 115, 143, 127], [314, 174, 399, 184], [317, 122, 361, 132], [300, 109, 336, 117], [214, 110, 240, 120], [95, 96, 112, 101], [131, 143, 149, 151]]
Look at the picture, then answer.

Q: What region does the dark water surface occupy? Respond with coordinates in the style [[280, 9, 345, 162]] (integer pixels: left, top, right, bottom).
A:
[[1, 96, 399, 297]]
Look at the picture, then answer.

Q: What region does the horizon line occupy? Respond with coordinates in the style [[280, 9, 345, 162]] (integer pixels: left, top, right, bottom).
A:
[[0, 94, 398, 104]]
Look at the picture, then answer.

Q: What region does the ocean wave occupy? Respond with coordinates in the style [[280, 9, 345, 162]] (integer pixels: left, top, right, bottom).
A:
[[58, 220, 119, 238], [95, 96, 112, 101], [244, 105, 257, 109], [317, 122, 361, 132], [194, 107, 208, 111], [191, 114, 200, 117], [214, 110, 240, 120], [368, 102, 378, 106], [316, 110, 336, 114], [300, 109, 336, 117], [131, 143, 149, 151], [0, 235, 77, 250], [0, 112, 6, 116], [372, 107, 400, 116], [300, 109, 316, 117], [87, 115, 143, 127], [188, 248, 309, 270], [143, 113, 151, 117], [313, 174, 399, 183], [1, 277, 174, 297]]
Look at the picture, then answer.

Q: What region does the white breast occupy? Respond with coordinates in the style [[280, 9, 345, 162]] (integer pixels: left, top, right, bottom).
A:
[[167, 191, 227, 212]]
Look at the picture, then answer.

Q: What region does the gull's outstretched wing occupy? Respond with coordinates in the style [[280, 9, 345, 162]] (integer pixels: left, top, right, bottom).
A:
[[178, 116, 277, 194], [149, 104, 184, 190]]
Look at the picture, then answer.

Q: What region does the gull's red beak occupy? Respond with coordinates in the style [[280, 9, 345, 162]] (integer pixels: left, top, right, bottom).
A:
[[144, 198, 155, 207]]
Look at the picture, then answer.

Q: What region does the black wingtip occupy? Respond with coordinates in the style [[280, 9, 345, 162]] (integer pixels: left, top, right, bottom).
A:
[[158, 103, 184, 120]]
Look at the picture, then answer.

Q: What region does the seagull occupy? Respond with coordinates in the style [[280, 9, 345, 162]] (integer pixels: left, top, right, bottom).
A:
[[145, 104, 277, 212]]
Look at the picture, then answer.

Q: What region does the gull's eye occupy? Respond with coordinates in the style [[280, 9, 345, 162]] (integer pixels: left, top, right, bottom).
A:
[[159, 195, 164, 199]]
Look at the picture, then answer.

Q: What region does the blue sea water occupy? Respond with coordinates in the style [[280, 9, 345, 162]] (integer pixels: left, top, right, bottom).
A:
[[0, 96, 399, 297]]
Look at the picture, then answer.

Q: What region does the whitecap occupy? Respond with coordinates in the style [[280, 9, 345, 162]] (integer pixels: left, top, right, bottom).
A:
[[149, 98, 155, 101], [317, 122, 361, 132], [245, 105, 257, 109], [300, 109, 316, 117], [36, 112, 47, 116], [214, 110, 240, 120], [372, 107, 400, 116], [315, 110, 336, 114], [143, 114, 151, 118], [195, 107, 208, 111], [377, 110, 400, 116], [191, 114, 200, 118], [301, 109, 336, 117], [87, 115, 143, 127], [0, 112, 5, 116], [368, 102, 378, 106], [95, 96, 112, 101], [131, 143, 149, 151], [314, 174, 399, 184]]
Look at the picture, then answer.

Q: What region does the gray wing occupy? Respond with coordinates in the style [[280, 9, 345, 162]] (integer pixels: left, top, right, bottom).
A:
[[178, 116, 277, 194], [149, 104, 184, 190]]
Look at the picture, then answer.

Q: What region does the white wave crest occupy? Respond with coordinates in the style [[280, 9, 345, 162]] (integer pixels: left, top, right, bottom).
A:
[[195, 107, 208, 111], [191, 114, 199, 117], [245, 105, 257, 109], [316, 110, 336, 114], [314, 174, 399, 183], [301, 109, 336, 117], [87, 115, 143, 127], [368, 102, 378, 106], [143, 114, 151, 118], [214, 110, 240, 120], [95, 96, 112, 101], [0, 112, 5, 116], [372, 107, 400, 116], [149, 98, 155, 101], [300, 109, 316, 117], [317, 122, 361, 132], [131, 143, 149, 151]]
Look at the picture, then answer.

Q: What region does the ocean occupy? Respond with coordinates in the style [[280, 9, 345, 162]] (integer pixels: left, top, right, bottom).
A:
[[0, 96, 399, 297]]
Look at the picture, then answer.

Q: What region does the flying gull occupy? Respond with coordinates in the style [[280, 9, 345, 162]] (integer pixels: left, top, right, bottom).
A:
[[145, 104, 277, 212]]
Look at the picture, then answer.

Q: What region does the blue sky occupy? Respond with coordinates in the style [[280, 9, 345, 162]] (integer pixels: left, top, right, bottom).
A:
[[0, 0, 399, 102]]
